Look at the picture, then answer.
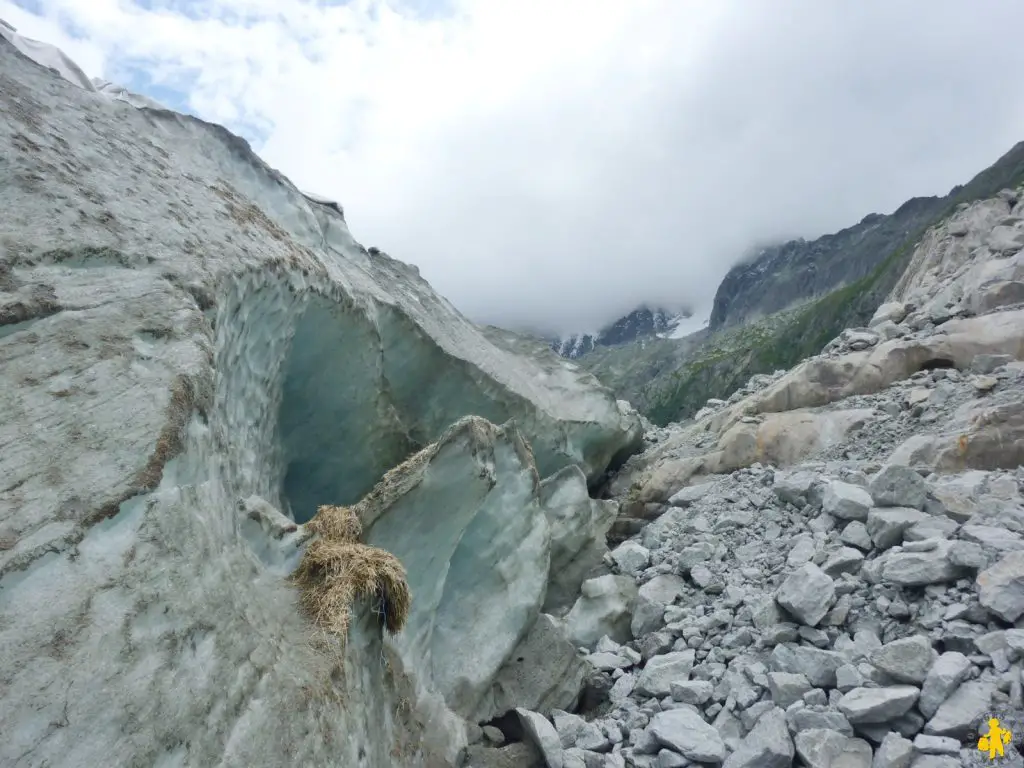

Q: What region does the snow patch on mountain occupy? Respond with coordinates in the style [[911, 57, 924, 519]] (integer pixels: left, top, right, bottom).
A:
[[550, 305, 698, 359]]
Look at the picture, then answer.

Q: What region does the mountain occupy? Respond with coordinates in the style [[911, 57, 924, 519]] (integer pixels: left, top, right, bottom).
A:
[[709, 196, 946, 331], [581, 139, 1024, 425], [550, 304, 698, 359]]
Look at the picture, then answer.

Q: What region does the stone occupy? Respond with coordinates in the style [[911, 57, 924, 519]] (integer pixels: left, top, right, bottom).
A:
[[918, 652, 973, 720], [911, 735, 960, 755], [669, 680, 714, 706], [766, 672, 813, 708], [566, 575, 639, 648], [516, 708, 565, 768], [869, 466, 928, 509], [923, 681, 995, 738], [722, 708, 794, 768], [866, 508, 929, 550], [770, 644, 847, 688], [480, 613, 589, 722], [776, 563, 836, 627], [463, 742, 541, 767], [880, 540, 965, 586], [978, 551, 1024, 622], [794, 729, 848, 768], [837, 686, 920, 724], [667, 483, 712, 507], [870, 302, 908, 327], [611, 541, 651, 577], [841, 521, 874, 550], [773, 470, 824, 507], [822, 547, 866, 578], [647, 708, 727, 764], [972, 353, 1013, 374], [634, 651, 697, 698], [872, 732, 914, 768], [823, 481, 875, 521], [868, 636, 936, 685]]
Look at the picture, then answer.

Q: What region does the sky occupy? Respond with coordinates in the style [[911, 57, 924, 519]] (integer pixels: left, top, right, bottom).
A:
[[2, 1, 1024, 335]]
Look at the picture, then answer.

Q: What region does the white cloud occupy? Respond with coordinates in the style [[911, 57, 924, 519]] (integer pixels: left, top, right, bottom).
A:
[[3, 0, 1024, 334]]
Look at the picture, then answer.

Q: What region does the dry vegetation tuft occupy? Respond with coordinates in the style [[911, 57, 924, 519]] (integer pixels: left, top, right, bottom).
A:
[[292, 505, 410, 641]]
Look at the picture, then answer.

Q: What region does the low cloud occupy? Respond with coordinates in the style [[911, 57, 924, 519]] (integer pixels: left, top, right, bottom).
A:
[[4, 0, 1024, 334]]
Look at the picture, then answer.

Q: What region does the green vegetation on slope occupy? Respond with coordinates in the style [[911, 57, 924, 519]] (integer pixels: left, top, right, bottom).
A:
[[618, 141, 1024, 426]]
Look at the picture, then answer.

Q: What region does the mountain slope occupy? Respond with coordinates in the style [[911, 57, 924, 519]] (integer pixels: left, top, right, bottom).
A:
[[709, 196, 946, 331], [550, 305, 695, 359], [585, 139, 1024, 425]]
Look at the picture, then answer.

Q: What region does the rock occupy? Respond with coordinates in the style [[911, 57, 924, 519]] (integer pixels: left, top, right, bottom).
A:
[[712, 409, 874, 474], [880, 539, 965, 586], [638, 574, 686, 605], [776, 563, 836, 627], [766, 672, 812, 708], [869, 466, 928, 510], [978, 551, 1024, 622], [480, 613, 588, 722], [868, 636, 936, 685], [923, 681, 995, 738], [822, 547, 866, 578], [972, 353, 1013, 374], [823, 481, 875, 521], [971, 374, 999, 392], [911, 734, 960, 756], [647, 708, 727, 764], [866, 508, 929, 550], [669, 679, 714, 706], [918, 652, 973, 719], [566, 575, 639, 648], [773, 469, 823, 507], [635, 651, 697, 698], [722, 708, 794, 768], [464, 742, 541, 768], [611, 541, 650, 577], [771, 644, 847, 688], [870, 302, 908, 327], [837, 686, 920, 724], [516, 708, 564, 768], [667, 483, 712, 507], [872, 732, 914, 768], [841, 521, 874, 550], [794, 729, 849, 768]]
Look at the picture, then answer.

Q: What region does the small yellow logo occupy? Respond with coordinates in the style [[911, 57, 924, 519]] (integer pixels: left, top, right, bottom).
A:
[[979, 718, 1013, 759]]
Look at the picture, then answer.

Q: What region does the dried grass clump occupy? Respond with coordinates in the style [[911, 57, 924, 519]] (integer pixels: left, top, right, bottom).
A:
[[292, 505, 410, 641]]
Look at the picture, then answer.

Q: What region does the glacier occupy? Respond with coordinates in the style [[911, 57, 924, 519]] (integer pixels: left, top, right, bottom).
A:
[[0, 24, 641, 768]]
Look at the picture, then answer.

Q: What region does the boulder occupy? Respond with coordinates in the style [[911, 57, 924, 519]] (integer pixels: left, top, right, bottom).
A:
[[710, 408, 874, 473], [977, 551, 1024, 622], [886, 398, 1024, 473]]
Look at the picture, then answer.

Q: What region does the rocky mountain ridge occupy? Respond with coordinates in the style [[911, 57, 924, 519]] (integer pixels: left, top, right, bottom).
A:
[[4, 19, 1024, 768], [549, 306, 697, 360], [580, 139, 1024, 426], [708, 196, 947, 332]]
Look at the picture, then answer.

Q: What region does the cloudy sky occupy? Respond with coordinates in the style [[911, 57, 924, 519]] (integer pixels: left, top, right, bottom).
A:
[[3, 0, 1024, 335]]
